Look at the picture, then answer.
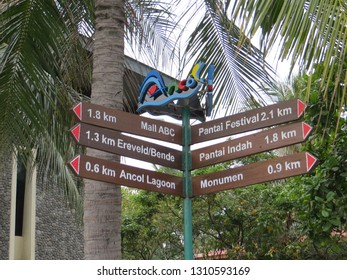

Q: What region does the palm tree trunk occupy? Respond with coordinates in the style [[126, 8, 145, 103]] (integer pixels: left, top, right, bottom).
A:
[[84, 0, 124, 260]]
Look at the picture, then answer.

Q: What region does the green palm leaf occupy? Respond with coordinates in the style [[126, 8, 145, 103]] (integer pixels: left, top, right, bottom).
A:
[[184, 0, 278, 117], [0, 0, 86, 216], [125, 0, 180, 71], [230, 0, 347, 111]]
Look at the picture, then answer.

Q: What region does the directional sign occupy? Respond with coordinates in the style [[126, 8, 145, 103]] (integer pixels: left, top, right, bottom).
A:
[[72, 102, 182, 144], [69, 155, 183, 197], [191, 122, 312, 169], [70, 123, 182, 170], [193, 152, 318, 196], [191, 99, 306, 144]]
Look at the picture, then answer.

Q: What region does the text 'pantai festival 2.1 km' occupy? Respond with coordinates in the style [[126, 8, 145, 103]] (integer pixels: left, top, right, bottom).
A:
[[68, 62, 319, 259]]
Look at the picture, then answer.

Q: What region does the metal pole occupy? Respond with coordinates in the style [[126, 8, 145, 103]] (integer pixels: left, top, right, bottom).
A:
[[182, 105, 193, 260]]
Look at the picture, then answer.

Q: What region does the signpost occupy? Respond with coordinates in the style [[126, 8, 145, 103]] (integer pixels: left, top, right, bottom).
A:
[[70, 123, 182, 170], [193, 152, 318, 196], [68, 65, 318, 261], [191, 99, 306, 144], [72, 102, 182, 144], [191, 122, 312, 169], [69, 154, 183, 197]]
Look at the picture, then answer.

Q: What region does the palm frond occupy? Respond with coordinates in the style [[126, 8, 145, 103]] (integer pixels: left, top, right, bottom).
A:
[[55, 0, 94, 96], [230, 0, 347, 110], [0, 0, 86, 217], [35, 84, 84, 218], [125, 0, 181, 72], [184, 0, 277, 117]]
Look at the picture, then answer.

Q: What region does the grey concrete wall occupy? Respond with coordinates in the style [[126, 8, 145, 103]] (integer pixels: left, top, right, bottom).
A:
[[0, 151, 12, 260], [35, 175, 84, 260], [0, 151, 84, 260]]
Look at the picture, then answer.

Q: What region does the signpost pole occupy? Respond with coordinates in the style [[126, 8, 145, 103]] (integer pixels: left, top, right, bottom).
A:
[[182, 105, 193, 260]]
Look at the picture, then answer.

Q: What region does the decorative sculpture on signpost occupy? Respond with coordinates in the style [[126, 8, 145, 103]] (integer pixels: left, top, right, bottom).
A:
[[137, 62, 214, 121]]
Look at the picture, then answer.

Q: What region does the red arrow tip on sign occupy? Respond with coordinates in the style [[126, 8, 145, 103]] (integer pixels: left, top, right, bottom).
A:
[[297, 99, 306, 117], [302, 123, 312, 139], [73, 103, 82, 120], [69, 155, 80, 175], [70, 124, 81, 142], [306, 153, 318, 172]]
